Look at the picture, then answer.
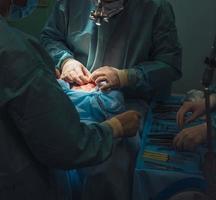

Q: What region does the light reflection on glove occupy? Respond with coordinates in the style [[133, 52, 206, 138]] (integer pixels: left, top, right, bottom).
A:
[[90, 66, 128, 91]]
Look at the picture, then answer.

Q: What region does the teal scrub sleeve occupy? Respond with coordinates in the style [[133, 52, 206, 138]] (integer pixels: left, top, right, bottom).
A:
[[125, 1, 182, 96], [0, 48, 113, 170], [40, 1, 74, 69]]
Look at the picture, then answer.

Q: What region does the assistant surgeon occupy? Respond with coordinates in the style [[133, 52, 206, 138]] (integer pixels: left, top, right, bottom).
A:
[[0, 0, 141, 199]]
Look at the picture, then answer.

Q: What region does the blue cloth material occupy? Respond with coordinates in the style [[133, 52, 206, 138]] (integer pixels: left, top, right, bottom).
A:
[[58, 80, 126, 124], [58, 80, 145, 200], [46, 80, 125, 200], [133, 95, 207, 200]]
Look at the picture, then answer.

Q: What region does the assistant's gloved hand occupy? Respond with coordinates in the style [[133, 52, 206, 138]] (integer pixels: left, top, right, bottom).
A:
[[102, 111, 141, 138], [173, 123, 207, 151], [60, 59, 91, 85], [176, 101, 206, 129], [90, 66, 128, 91]]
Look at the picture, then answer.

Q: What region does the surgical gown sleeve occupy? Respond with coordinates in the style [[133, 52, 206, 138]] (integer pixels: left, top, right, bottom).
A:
[[40, 1, 74, 69], [125, 1, 182, 98], [0, 36, 113, 170]]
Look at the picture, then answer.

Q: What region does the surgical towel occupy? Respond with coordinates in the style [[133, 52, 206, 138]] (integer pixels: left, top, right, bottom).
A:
[[58, 80, 126, 124], [133, 95, 207, 200]]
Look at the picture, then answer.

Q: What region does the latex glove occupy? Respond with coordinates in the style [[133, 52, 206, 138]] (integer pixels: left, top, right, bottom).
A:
[[90, 66, 128, 91], [176, 101, 206, 129], [55, 69, 61, 79], [173, 123, 207, 151], [103, 110, 141, 138], [60, 59, 91, 85]]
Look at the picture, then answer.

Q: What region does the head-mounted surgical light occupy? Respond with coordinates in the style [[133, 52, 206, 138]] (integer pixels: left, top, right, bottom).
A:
[[90, 0, 108, 26], [90, 0, 124, 26]]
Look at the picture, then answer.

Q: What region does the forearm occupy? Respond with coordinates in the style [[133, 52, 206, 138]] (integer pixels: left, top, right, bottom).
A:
[[121, 61, 181, 99], [41, 36, 74, 69], [40, 1, 74, 69]]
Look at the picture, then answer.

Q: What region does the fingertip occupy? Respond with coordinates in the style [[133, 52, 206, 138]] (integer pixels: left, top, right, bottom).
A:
[[75, 79, 84, 85], [82, 76, 90, 84], [95, 78, 101, 84], [86, 71, 92, 77], [87, 76, 92, 82], [83, 68, 91, 77], [63, 76, 72, 83], [90, 74, 96, 81]]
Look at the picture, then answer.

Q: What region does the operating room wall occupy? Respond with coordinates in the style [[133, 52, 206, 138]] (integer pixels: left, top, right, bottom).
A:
[[10, 0, 216, 94], [169, 0, 216, 93]]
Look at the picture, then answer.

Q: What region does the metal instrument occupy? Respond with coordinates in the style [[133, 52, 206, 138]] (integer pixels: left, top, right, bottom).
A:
[[89, 0, 109, 26]]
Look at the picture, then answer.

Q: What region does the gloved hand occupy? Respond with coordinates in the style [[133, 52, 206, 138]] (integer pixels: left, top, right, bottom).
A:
[[173, 123, 207, 151], [102, 110, 141, 138], [90, 66, 128, 91], [55, 69, 61, 79], [176, 101, 206, 129], [60, 59, 91, 85]]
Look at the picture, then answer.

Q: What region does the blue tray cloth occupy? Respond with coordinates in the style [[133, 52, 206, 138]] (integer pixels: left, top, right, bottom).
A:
[[133, 95, 207, 200]]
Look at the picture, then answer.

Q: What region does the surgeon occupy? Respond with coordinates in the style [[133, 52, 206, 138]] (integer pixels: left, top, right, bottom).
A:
[[0, 0, 141, 199], [174, 94, 216, 151], [41, 0, 182, 199]]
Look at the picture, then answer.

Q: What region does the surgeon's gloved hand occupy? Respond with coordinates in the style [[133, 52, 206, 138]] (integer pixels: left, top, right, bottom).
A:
[[60, 59, 91, 85], [55, 69, 61, 79], [90, 66, 128, 91], [173, 123, 207, 151], [102, 111, 141, 138], [177, 101, 206, 129]]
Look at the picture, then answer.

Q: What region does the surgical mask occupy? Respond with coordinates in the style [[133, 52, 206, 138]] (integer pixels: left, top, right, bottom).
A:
[[90, 0, 124, 26], [8, 0, 38, 20]]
